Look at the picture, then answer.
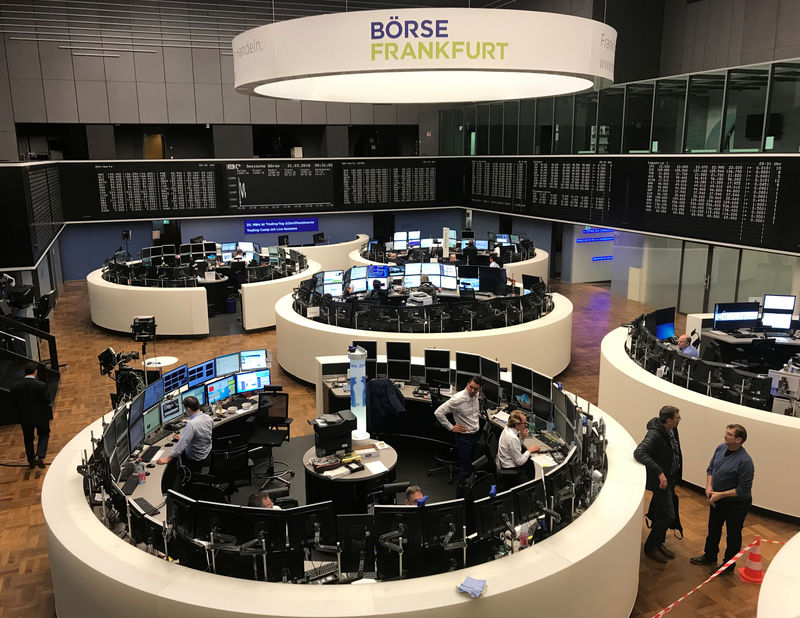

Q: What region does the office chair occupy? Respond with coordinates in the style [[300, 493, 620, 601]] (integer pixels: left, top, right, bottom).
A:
[[486, 429, 524, 491], [248, 392, 294, 489]]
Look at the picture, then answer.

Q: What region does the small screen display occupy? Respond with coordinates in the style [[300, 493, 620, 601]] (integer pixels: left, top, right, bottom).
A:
[[187, 360, 215, 388], [367, 264, 388, 279], [160, 397, 183, 423], [404, 262, 421, 275], [393, 232, 408, 242], [421, 263, 440, 275], [350, 266, 367, 279], [441, 264, 457, 277], [408, 230, 420, 240], [324, 283, 343, 296], [162, 364, 188, 394], [215, 353, 240, 376], [404, 275, 421, 288], [763, 294, 795, 311], [440, 276, 457, 290], [240, 349, 268, 371], [762, 312, 792, 330], [475, 240, 489, 250], [235, 369, 271, 394], [143, 405, 161, 435], [460, 277, 479, 290], [238, 241, 255, 252], [143, 379, 164, 410], [656, 322, 676, 339], [207, 375, 236, 404], [323, 270, 344, 284], [183, 384, 207, 406], [351, 279, 367, 293], [393, 240, 407, 251]]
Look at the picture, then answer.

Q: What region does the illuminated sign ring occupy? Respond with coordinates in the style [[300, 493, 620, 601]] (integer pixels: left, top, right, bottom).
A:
[[233, 9, 616, 104]]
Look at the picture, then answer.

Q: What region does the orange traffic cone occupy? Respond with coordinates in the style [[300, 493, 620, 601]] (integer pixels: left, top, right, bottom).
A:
[[738, 536, 765, 583]]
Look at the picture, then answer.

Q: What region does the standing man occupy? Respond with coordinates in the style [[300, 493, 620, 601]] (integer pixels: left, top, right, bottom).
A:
[[12, 362, 52, 469], [677, 334, 699, 358], [690, 424, 754, 574], [156, 396, 213, 472], [462, 240, 478, 265], [434, 375, 482, 496], [633, 405, 682, 563]]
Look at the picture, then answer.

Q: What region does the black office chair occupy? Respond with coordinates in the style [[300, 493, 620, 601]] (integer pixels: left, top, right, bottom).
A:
[[486, 427, 524, 491], [248, 392, 294, 489], [208, 444, 251, 495]]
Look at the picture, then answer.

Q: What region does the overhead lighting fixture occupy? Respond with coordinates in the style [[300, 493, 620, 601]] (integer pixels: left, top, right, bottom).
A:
[[233, 8, 616, 104]]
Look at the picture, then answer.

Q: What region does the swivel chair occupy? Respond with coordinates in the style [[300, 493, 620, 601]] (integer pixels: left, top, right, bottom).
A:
[[248, 391, 294, 489], [486, 428, 525, 491]]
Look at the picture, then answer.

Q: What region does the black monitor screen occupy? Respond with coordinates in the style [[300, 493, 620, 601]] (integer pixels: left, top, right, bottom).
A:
[[102, 424, 116, 459], [128, 391, 145, 426], [532, 394, 552, 420], [480, 357, 499, 385], [108, 449, 121, 482], [143, 378, 165, 410], [337, 514, 375, 574], [113, 407, 128, 441], [426, 368, 450, 390], [712, 301, 761, 332], [479, 267, 506, 295], [353, 340, 378, 360], [455, 372, 472, 390], [162, 364, 188, 393], [645, 307, 676, 337], [532, 371, 552, 400], [424, 348, 450, 370], [455, 352, 480, 375], [286, 501, 337, 548], [514, 477, 547, 523], [166, 490, 198, 539], [482, 380, 499, 407], [128, 415, 145, 453], [521, 274, 543, 290], [386, 341, 411, 362], [422, 498, 466, 548], [116, 429, 130, 462], [472, 490, 515, 539], [187, 359, 215, 388], [511, 363, 533, 392], [374, 505, 423, 580], [387, 360, 411, 382], [458, 265, 479, 279], [194, 501, 243, 542]]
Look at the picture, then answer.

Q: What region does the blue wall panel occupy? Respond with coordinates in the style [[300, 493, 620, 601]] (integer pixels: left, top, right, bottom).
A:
[[59, 221, 153, 281]]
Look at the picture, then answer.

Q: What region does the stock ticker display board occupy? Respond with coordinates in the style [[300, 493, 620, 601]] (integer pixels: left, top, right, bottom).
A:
[[50, 155, 800, 254]]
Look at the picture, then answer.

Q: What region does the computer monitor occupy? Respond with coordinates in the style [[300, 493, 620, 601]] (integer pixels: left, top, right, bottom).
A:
[[427, 274, 441, 287], [215, 353, 240, 377], [166, 490, 197, 538], [324, 283, 343, 297], [404, 262, 421, 276], [235, 369, 271, 394], [512, 389, 532, 412], [206, 374, 236, 405], [388, 265, 404, 279], [521, 274, 543, 291], [367, 264, 388, 279], [408, 230, 421, 241], [194, 500, 242, 542], [472, 490, 515, 540], [509, 234, 520, 245], [116, 428, 130, 463], [393, 240, 407, 251], [183, 384, 207, 407], [441, 264, 457, 278], [761, 311, 793, 330], [532, 371, 552, 400], [162, 364, 188, 394], [475, 240, 489, 251], [386, 360, 411, 382], [393, 232, 408, 242], [482, 380, 499, 407], [712, 302, 760, 332], [186, 360, 215, 389], [461, 230, 474, 239], [513, 477, 547, 524], [455, 352, 480, 375], [511, 363, 533, 392], [285, 501, 337, 548], [480, 356, 499, 385], [237, 241, 254, 253], [351, 278, 368, 293], [221, 242, 237, 252], [160, 397, 183, 424], [459, 277, 479, 291], [544, 449, 578, 526], [495, 234, 510, 244], [421, 263, 440, 276], [143, 378, 165, 410], [762, 294, 795, 331], [386, 341, 411, 362], [143, 405, 161, 436], [479, 267, 506, 295], [424, 349, 450, 370], [102, 423, 116, 459], [240, 349, 268, 371], [374, 505, 424, 580], [323, 270, 344, 285], [656, 321, 676, 340], [763, 293, 796, 312], [403, 275, 421, 289], [420, 238, 434, 248], [128, 391, 145, 426], [337, 514, 375, 575], [128, 414, 145, 453], [350, 266, 367, 280], [221, 251, 233, 263]]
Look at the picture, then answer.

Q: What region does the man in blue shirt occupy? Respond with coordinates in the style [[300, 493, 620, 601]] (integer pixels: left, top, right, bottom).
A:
[[690, 423, 755, 574], [156, 396, 213, 472], [677, 334, 699, 358]]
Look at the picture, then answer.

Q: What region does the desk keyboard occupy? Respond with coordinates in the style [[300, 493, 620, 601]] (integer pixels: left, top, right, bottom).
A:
[[121, 475, 140, 495], [144, 428, 172, 446], [134, 497, 160, 516], [537, 431, 565, 450], [305, 561, 338, 582], [140, 445, 160, 463]]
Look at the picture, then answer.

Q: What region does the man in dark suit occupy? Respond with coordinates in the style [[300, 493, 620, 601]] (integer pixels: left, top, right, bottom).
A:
[[12, 362, 52, 469], [462, 240, 478, 264]]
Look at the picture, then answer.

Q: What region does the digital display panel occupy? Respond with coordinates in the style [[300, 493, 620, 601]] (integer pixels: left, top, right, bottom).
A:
[[240, 349, 268, 371], [207, 375, 236, 404], [162, 364, 188, 394], [235, 369, 271, 394], [349, 266, 367, 279], [143, 379, 164, 410], [226, 161, 335, 212], [404, 262, 421, 276], [143, 405, 161, 436], [183, 384, 207, 406], [160, 397, 183, 424], [215, 353, 240, 376], [187, 360, 215, 388]]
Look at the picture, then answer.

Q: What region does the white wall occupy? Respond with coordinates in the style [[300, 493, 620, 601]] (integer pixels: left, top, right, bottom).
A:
[[560, 224, 614, 283]]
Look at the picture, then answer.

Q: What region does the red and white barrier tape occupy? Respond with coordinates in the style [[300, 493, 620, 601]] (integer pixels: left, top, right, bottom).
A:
[[652, 537, 786, 618]]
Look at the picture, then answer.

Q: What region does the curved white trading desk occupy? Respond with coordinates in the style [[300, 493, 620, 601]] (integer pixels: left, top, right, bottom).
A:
[[275, 293, 573, 384], [757, 530, 800, 617], [349, 248, 550, 285], [598, 327, 800, 517], [241, 260, 321, 331], [44, 397, 644, 618], [87, 269, 210, 336], [295, 234, 369, 270]]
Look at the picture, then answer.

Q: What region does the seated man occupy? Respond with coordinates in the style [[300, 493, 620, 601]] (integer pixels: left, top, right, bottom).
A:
[[677, 334, 699, 358], [496, 410, 539, 483], [247, 490, 282, 509], [156, 396, 213, 472], [364, 279, 389, 304], [404, 485, 424, 505], [417, 274, 438, 299]]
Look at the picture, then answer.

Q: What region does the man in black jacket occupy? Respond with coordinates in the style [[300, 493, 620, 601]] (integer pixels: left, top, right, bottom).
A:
[[633, 405, 682, 563], [12, 362, 52, 469]]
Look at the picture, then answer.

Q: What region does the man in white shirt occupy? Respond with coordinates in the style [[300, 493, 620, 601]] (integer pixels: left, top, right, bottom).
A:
[[434, 376, 482, 496], [496, 410, 539, 484]]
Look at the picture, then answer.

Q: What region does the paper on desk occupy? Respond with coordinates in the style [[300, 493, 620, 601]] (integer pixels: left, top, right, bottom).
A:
[[365, 460, 388, 474], [323, 467, 350, 478], [532, 453, 558, 467], [494, 411, 510, 423]]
